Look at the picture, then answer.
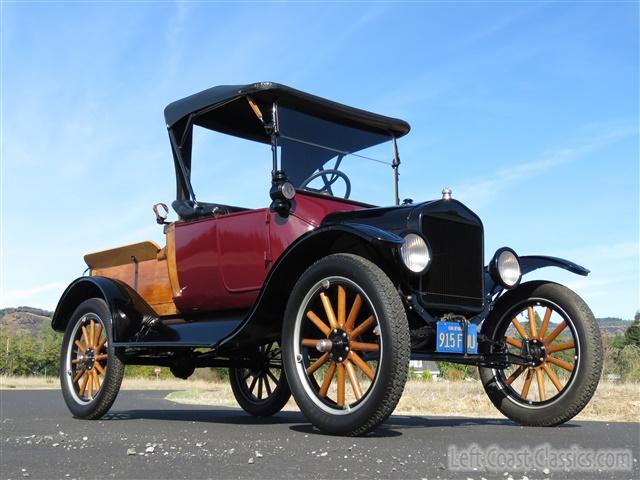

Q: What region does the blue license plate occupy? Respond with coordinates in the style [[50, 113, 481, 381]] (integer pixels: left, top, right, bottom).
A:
[[436, 321, 478, 354]]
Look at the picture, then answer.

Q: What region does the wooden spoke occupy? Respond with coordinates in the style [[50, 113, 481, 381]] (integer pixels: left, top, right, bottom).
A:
[[73, 368, 85, 383], [257, 376, 263, 399], [97, 337, 108, 354], [263, 374, 272, 396], [336, 364, 345, 407], [539, 307, 552, 339], [93, 370, 101, 392], [542, 363, 564, 392], [306, 311, 331, 336], [528, 306, 538, 338], [546, 341, 575, 354], [89, 321, 95, 350], [521, 368, 534, 398], [505, 365, 526, 385], [248, 375, 258, 394], [350, 341, 379, 352], [87, 371, 93, 398], [94, 324, 103, 348], [349, 316, 375, 340], [71, 358, 82, 365], [344, 294, 362, 332], [344, 361, 363, 400], [94, 361, 105, 375], [320, 292, 338, 329], [81, 325, 91, 348], [306, 352, 329, 374], [504, 337, 522, 349], [74, 340, 86, 354], [94, 354, 108, 361], [319, 362, 336, 397], [348, 351, 375, 380], [337, 285, 346, 327], [79, 373, 89, 397], [511, 318, 529, 339], [266, 369, 279, 385], [544, 321, 567, 345], [301, 339, 319, 348], [547, 355, 574, 372], [535, 367, 546, 401]]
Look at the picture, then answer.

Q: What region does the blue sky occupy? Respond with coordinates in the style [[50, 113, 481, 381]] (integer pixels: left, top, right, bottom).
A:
[[1, 1, 638, 319]]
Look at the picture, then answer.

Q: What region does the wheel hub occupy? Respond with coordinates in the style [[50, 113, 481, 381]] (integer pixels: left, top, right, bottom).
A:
[[328, 328, 350, 363], [522, 338, 547, 367]]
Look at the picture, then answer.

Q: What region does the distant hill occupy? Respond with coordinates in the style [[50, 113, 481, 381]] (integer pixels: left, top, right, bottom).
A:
[[597, 317, 632, 337], [0, 307, 53, 336]]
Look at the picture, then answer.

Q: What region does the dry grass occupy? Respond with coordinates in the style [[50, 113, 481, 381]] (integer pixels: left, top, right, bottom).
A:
[[4, 375, 636, 422]]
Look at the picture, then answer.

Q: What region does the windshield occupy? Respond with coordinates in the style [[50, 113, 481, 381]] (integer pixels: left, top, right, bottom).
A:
[[277, 106, 395, 205]]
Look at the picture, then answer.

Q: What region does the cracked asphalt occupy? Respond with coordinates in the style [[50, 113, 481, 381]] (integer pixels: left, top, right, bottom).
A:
[[1, 390, 638, 479]]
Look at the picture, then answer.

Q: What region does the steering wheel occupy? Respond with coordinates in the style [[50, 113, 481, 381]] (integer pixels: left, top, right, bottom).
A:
[[299, 169, 351, 199]]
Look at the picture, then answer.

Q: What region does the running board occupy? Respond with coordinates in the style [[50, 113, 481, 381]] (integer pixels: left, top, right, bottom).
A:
[[112, 309, 247, 348]]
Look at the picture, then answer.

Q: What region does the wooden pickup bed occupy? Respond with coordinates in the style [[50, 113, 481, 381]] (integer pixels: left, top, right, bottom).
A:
[[84, 228, 180, 316]]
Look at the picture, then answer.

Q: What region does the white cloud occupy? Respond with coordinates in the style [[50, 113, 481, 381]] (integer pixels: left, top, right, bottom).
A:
[[454, 125, 638, 207]]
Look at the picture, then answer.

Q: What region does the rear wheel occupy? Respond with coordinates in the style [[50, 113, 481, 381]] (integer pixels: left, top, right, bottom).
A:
[[229, 341, 291, 416], [60, 298, 124, 419], [479, 281, 602, 426], [282, 253, 410, 436]]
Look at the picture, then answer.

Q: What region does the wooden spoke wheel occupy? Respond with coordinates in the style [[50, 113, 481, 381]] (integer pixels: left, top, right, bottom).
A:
[[479, 281, 602, 426], [298, 281, 381, 410], [60, 298, 124, 419], [229, 341, 291, 417], [282, 254, 410, 436]]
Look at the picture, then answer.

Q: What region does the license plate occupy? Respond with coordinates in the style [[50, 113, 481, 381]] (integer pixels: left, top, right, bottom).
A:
[[436, 321, 478, 354]]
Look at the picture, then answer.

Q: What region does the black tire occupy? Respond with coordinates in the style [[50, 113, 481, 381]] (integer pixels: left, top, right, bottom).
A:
[[479, 281, 602, 426], [282, 253, 410, 436], [59, 298, 124, 419], [229, 341, 291, 416]]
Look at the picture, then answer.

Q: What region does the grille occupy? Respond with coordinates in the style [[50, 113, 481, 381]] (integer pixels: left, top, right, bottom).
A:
[[419, 212, 484, 311]]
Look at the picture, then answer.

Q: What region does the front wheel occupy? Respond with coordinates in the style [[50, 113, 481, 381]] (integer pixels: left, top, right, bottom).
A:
[[282, 253, 410, 436], [479, 281, 603, 426], [59, 298, 124, 419]]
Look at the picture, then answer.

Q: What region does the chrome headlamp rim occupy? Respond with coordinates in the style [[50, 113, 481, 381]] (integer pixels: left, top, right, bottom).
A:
[[489, 247, 522, 289], [400, 232, 432, 274]]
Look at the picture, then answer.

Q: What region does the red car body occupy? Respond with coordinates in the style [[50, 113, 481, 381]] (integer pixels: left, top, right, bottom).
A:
[[174, 192, 363, 312]]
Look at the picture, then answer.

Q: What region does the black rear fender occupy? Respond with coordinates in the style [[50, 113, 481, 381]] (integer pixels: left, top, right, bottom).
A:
[[51, 276, 157, 341]]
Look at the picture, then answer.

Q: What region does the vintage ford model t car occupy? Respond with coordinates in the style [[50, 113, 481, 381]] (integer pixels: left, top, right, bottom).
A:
[[53, 82, 602, 436]]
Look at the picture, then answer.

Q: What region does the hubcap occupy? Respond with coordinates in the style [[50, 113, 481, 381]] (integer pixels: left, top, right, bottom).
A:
[[328, 328, 350, 363]]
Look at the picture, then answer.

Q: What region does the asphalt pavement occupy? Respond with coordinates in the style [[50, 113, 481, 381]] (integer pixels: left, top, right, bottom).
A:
[[1, 390, 638, 480]]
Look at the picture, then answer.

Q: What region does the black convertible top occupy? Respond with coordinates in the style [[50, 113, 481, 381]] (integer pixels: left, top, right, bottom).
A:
[[164, 82, 411, 143]]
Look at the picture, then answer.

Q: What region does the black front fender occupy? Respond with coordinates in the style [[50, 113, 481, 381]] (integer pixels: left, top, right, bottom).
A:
[[51, 276, 157, 341], [484, 255, 589, 298], [520, 255, 590, 277], [216, 222, 404, 349]]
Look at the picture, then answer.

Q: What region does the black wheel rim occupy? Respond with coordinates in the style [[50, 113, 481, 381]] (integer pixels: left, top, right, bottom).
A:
[[65, 313, 109, 404], [237, 341, 284, 403], [294, 277, 382, 413], [492, 299, 580, 407]]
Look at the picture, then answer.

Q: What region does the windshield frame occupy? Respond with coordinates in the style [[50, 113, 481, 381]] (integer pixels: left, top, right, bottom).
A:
[[273, 101, 401, 206]]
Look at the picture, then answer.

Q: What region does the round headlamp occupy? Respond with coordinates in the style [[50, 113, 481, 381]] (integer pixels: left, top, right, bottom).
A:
[[400, 233, 431, 273], [490, 247, 522, 289]]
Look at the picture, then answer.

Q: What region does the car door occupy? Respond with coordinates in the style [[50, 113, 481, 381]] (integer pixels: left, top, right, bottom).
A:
[[172, 209, 268, 313]]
